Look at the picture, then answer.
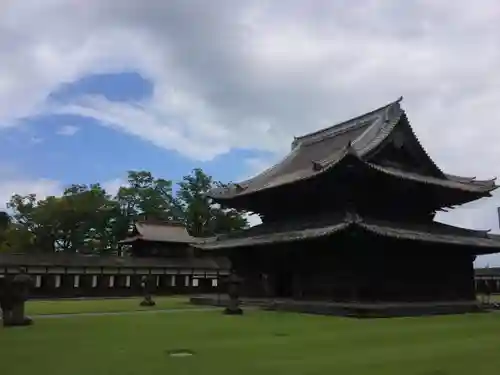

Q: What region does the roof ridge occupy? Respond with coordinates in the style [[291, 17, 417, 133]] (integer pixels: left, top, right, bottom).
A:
[[292, 97, 402, 147], [137, 219, 186, 227]]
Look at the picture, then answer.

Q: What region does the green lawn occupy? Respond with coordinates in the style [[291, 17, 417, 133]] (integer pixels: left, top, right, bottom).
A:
[[1, 309, 500, 375], [25, 296, 194, 315]]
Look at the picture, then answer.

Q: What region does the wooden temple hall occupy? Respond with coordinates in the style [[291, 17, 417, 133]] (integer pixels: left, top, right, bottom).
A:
[[0, 221, 229, 298], [195, 98, 500, 314]]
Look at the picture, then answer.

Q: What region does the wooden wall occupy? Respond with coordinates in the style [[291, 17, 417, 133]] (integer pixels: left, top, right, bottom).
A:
[[229, 232, 478, 302], [0, 266, 229, 299]]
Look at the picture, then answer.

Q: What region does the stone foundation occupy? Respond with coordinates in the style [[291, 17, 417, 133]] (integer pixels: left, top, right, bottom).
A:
[[190, 295, 484, 318]]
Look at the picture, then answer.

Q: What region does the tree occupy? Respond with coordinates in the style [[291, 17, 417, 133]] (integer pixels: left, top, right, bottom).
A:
[[7, 184, 120, 254], [114, 171, 180, 237], [7, 193, 58, 252], [0, 211, 9, 231], [58, 184, 120, 254], [0, 211, 36, 253], [3, 168, 249, 253], [0, 223, 36, 253], [176, 168, 248, 237]]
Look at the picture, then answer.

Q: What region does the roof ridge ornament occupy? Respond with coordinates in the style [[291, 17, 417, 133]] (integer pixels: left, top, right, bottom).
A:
[[311, 161, 323, 171], [345, 211, 363, 224], [345, 140, 358, 156]]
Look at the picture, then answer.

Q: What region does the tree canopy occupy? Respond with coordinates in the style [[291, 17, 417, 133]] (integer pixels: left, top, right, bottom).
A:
[[0, 169, 249, 254]]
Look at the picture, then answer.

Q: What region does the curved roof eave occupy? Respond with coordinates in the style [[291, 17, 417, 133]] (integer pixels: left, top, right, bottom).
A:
[[208, 144, 495, 202], [194, 212, 500, 252]]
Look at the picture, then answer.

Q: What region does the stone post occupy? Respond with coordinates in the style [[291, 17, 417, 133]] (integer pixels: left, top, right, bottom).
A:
[[224, 272, 243, 315], [2, 268, 34, 327], [139, 275, 156, 306]]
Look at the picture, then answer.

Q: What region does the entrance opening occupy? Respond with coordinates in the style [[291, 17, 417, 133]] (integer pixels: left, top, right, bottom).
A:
[[275, 272, 294, 298]]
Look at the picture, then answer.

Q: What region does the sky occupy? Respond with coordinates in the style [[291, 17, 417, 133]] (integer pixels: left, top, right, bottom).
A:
[[1, 0, 500, 266]]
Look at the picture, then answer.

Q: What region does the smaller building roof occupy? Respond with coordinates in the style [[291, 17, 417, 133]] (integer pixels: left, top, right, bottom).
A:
[[120, 220, 198, 244], [0, 252, 230, 270]]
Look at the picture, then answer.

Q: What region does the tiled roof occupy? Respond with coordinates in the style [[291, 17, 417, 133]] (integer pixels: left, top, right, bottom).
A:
[[0, 252, 230, 270], [120, 220, 199, 244], [367, 164, 496, 193], [195, 213, 500, 255], [207, 98, 496, 199]]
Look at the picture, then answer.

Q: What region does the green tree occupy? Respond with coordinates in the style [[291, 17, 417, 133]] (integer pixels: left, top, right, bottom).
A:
[[7, 193, 58, 252], [0, 222, 36, 253], [114, 170, 179, 234], [176, 168, 248, 237], [3, 168, 249, 254], [58, 184, 120, 254], [7, 184, 120, 254]]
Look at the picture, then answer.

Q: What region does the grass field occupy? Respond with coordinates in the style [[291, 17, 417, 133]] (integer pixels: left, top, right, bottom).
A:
[[24, 296, 194, 316], [1, 305, 500, 375], [23, 295, 500, 316]]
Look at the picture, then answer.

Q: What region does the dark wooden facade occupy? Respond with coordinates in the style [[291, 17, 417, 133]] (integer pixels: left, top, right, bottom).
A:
[[0, 253, 229, 298], [0, 221, 230, 298], [197, 98, 500, 304]]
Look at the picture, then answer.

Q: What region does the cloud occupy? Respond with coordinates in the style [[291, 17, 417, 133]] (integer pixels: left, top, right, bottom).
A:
[[29, 136, 43, 144], [0, 162, 126, 210], [102, 177, 125, 197], [239, 156, 279, 181], [3, 1, 500, 160], [0, 164, 62, 210], [2, 1, 500, 262], [56, 125, 79, 136]]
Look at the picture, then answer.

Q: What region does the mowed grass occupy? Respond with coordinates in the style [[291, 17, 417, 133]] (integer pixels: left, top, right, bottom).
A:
[[25, 296, 194, 315], [27, 295, 499, 316], [1, 309, 500, 375]]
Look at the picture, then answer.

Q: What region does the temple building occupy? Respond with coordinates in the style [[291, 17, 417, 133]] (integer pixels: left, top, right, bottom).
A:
[[196, 98, 500, 314], [0, 220, 229, 298]]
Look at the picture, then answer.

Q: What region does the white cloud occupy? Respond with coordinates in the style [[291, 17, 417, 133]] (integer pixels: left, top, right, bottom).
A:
[[56, 125, 79, 136], [0, 164, 62, 210], [102, 177, 125, 197], [1, 1, 500, 263], [0, 162, 126, 210], [0, 178, 61, 210], [239, 156, 280, 182], [29, 136, 43, 144]]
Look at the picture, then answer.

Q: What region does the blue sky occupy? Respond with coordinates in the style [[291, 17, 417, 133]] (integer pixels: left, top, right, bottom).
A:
[[0, 72, 272, 193]]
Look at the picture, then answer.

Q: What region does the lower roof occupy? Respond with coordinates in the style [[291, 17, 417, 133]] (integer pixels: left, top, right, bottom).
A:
[[0, 253, 230, 270], [195, 213, 500, 254], [119, 221, 199, 244]]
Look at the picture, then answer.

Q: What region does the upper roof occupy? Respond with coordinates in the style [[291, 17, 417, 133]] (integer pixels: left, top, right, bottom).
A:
[[120, 220, 198, 244], [208, 98, 496, 200], [195, 212, 500, 255]]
